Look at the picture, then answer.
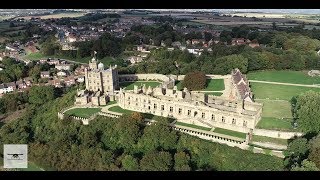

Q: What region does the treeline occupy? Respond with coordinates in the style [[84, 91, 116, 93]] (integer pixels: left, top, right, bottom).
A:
[[79, 13, 121, 22], [122, 32, 320, 75], [0, 89, 284, 171]]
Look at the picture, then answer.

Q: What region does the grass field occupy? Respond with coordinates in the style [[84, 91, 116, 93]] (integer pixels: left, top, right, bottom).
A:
[[21, 12, 86, 20], [256, 117, 294, 131], [250, 82, 320, 101], [175, 121, 212, 131], [106, 101, 117, 106], [247, 70, 320, 85], [108, 106, 133, 114], [205, 92, 223, 96], [65, 108, 101, 118], [21, 162, 44, 171], [175, 79, 225, 91], [251, 135, 288, 146], [256, 99, 292, 119], [119, 81, 161, 90], [213, 127, 247, 139]]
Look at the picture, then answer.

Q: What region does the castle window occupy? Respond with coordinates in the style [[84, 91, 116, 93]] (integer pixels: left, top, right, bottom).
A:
[[170, 107, 173, 112], [194, 111, 198, 117], [144, 99, 146, 103], [211, 114, 215, 121], [202, 113, 205, 118], [232, 118, 236, 124], [161, 105, 164, 111], [136, 103, 138, 106], [188, 110, 191, 116], [178, 108, 182, 114], [148, 106, 150, 110], [148, 100, 151, 104], [97, 83, 99, 85], [243, 121, 247, 127], [136, 98, 138, 101], [128, 97, 130, 100], [222, 116, 225, 123], [154, 104, 157, 109], [128, 101, 130, 105]]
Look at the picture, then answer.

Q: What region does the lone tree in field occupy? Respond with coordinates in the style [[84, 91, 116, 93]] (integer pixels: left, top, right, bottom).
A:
[[182, 71, 206, 91]]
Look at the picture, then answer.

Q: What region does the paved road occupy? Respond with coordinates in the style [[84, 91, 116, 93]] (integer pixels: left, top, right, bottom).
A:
[[249, 80, 320, 88]]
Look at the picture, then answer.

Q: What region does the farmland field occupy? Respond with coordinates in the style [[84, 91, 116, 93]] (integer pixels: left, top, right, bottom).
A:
[[247, 70, 320, 85], [20, 12, 86, 20]]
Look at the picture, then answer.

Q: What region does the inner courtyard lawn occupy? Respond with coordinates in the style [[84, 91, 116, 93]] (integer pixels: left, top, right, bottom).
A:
[[64, 108, 101, 118], [250, 82, 320, 101], [247, 70, 320, 85], [175, 79, 225, 91], [213, 127, 247, 139], [119, 81, 161, 90], [251, 135, 288, 146], [175, 121, 212, 131]]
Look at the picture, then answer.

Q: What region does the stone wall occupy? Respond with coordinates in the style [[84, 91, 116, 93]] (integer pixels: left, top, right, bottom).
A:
[[167, 74, 231, 81], [253, 128, 303, 139], [119, 74, 170, 82]]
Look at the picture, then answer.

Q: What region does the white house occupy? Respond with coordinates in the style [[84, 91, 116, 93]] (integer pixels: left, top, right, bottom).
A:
[[57, 71, 67, 77], [55, 64, 72, 71]]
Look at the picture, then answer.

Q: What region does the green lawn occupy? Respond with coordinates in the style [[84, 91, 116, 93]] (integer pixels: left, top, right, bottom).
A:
[[21, 162, 44, 171], [119, 81, 161, 90], [108, 106, 133, 114], [175, 79, 225, 91], [256, 117, 294, 131], [256, 99, 292, 119], [251, 135, 288, 146], [205, 92, 223, 96], [213, 127, 247, 139], [204, 79, 225, 91], [250, 82, 320, 101], [175, 121, 212, 131], [175, 80, 183, 90], [247, 70, 320, 85], [64, 108, 101, 118], [106, 101, 117, 106]]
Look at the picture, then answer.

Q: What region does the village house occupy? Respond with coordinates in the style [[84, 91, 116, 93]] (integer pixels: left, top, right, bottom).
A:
[[24, 77, 33, 87], [128, 56, 143, 64], [57, 71, 67, 77], [48, 79, 62, 88], [64, 76, 76, 87], [40, 71, 51, 79], [76, 76, 85, 83], [39, 59, 49, 64], [48, 59, 60, 65], [55, 64, 72, 71], [16, 79, 27, 90], [231, 38, 246, 46], [0, 82, 17, 94]]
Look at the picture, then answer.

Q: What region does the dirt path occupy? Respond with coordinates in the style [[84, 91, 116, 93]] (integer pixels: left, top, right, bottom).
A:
[[249, 80, 320, 88]]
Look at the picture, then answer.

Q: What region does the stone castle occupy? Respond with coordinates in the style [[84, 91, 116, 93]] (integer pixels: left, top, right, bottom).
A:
[[75, 54, 262, 133]]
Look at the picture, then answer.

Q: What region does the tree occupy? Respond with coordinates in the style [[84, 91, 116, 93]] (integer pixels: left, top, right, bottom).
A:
[[213, 54, 248, 75], [291, 160, 319, 171], [140, 151, 173, 171], [28, 86, 55, 106], [130, 112, 144, 123], [204, 32, 212, 42], [174, 151, 191, 171], [182, 71, 206, 91], [122, 155, 139, 171], [295, 91, 320, 133], [308, 148, 320, 168]]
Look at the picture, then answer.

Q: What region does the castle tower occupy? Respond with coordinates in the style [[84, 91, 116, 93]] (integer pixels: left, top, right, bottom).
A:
[[89, 51, 98, 70]]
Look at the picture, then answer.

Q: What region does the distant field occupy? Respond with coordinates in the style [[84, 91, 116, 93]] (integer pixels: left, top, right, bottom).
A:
[[256, 117, 294, 131], [250, 82, 320, 101], [119, 81, 161, 90], [175, 79, 225, 91], [192, 19, 273, 26], [256, 99, 292, 119], [247, 70, 320, 85], [21, 12, 86, 20], [65, 108, 101, 118]]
